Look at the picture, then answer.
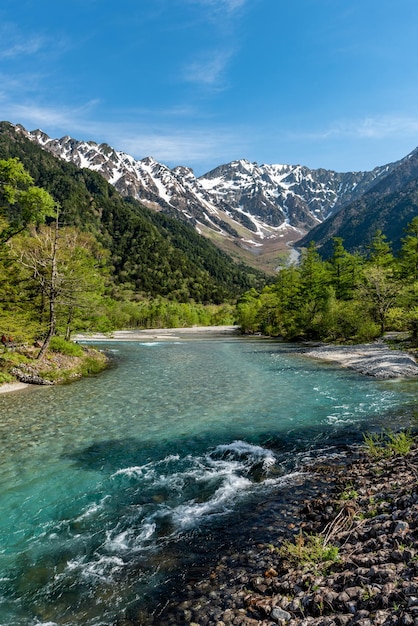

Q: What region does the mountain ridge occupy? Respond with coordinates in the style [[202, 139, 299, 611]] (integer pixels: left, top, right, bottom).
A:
[[16, 123, 409, 271], [299, 146, 418, 256], [7, 122, 418, 269]]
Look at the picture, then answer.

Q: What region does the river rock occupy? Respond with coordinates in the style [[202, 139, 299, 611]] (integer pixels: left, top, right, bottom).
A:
[[270, 607, 291, 624], [11, 367, 53, 385]]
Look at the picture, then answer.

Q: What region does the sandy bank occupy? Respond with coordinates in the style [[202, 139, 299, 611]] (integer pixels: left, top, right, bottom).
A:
[[73, 325, 240, 342], [304, 342, 418, 379], [0, 382, 30, 394]]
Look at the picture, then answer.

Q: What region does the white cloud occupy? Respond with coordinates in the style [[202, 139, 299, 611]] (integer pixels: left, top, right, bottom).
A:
[[178, 0, 248, 89], [0, 70, 50, 98], [0, 96, 248, 171], [0, 36, 44, 59], [0, 21, 46, 59], [352, 115, 418, 139], [188, 0, 247, 13], [1, 100, 101, 133], [290, 114, 418, 141], [183, 50, 233, 86], [106, 124, 249, 171], [225, 0, 247, 8]]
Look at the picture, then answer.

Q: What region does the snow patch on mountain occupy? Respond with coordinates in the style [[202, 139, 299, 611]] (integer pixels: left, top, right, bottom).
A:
[[17, 125, 402, 261]]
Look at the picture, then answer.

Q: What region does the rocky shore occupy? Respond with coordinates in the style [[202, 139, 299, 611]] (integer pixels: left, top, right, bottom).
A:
[[303, 343, 418, 379], [141, 443, 418, 626]]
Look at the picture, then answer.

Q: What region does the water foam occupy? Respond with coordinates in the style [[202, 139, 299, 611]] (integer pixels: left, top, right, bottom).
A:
[[91, 441, 281, 560], [172, 473, 252, 528]]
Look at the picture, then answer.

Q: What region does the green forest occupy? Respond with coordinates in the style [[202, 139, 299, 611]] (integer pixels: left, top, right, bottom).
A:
[[236, 226, 418, 343], [0, 156, 241, 348]]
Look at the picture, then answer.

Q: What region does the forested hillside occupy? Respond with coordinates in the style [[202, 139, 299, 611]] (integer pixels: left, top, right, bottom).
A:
[[0, 122, 263, 304]]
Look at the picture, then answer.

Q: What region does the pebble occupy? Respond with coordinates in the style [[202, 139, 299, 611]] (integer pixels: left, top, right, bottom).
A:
[[270, 607, 291, 623]]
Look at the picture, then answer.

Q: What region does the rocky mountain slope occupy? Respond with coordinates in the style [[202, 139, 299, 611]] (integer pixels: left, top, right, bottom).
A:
[[299, 146, 418, 257], [17, 124, 405, 271]]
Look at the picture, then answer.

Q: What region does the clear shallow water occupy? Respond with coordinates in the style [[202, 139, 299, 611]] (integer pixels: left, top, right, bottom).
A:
[[0, 338, 416, 625]]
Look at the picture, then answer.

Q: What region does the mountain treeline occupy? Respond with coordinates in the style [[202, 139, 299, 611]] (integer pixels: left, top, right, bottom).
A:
[[2, 119, 418, 350], [236, 227, 418, 342], [0, 123, 267, 345]]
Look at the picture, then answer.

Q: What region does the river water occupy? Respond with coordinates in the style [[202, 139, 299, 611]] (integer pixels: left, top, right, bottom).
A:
[[0, 336, 416, 625]]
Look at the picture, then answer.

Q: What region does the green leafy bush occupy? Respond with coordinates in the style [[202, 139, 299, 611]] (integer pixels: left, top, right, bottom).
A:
[[363, 429, 414, 458], [280, 532, 339, 572], [49, 336, 84, 357], [340, 484, 359, 501], [0, 371, 13, 384]]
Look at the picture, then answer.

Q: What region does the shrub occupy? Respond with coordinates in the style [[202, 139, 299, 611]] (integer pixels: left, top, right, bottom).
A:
[[49, 336, 84, 357], [363, 429, 414, 459], [0, 371, 13, 384], [386, 307, 408, 332], [280, 532, 339, 572]]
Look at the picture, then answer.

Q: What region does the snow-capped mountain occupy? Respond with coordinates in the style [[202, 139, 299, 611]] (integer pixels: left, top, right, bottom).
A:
[[18, 125, 402, 265]]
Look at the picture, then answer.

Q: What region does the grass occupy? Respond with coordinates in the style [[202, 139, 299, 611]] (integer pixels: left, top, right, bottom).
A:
[[279, 532, 340, 573], [363, 429, 414, 459], [80, 355, 108, 376]]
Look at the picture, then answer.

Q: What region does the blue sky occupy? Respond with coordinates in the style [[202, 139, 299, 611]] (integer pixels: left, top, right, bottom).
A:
[[1, 0, 418, 175]]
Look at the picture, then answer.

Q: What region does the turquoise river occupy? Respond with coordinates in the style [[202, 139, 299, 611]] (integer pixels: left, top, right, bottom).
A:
[[0, 335, 416, 625]]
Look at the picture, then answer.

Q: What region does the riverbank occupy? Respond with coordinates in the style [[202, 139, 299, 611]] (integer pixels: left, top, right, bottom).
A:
[[0, 381, 29, 394], [74, 328, 418, 379], [149, 442, 418, 626], [304, 342, 418, 379], [4, 331, 416, 387], [0, 344, 108, 391]]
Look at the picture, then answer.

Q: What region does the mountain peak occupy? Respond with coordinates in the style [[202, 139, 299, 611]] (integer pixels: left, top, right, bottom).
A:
[[141, 156, 158, 166]]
